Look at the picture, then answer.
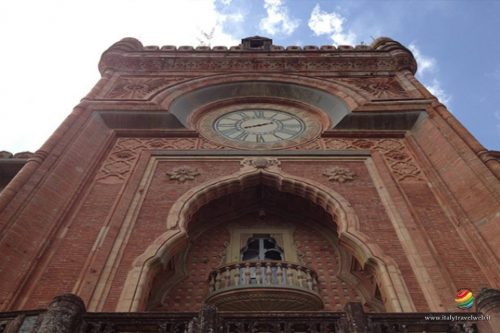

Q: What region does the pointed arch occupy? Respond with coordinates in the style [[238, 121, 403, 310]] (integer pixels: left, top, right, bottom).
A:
[[117, 165, 416, 312]]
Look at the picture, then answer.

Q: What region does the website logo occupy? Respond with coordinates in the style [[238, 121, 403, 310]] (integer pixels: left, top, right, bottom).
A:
[[455, 288, 474, 310]]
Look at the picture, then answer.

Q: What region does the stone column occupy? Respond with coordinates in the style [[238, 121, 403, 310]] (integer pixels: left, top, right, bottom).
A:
[[476, 288, 500, 333], [3, 315, 25, 333], [32, 294, 86, 333], [186, 304, 218, 333], [343, 302, 368, 333]]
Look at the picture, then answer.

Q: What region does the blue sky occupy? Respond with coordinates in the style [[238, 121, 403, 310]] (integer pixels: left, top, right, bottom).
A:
[[1, 0, 499, 152]]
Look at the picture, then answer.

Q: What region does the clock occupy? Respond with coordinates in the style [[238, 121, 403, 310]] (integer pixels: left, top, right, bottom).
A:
[[196, 103, 322, 150], [214, 110, 305, 143]]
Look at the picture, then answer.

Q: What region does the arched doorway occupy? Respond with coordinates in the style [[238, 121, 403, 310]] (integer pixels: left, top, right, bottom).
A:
[[147, 184, 384, 312], [117, 163, 415, 312]]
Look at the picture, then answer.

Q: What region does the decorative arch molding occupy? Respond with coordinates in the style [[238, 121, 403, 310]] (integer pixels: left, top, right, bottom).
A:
[[117, 161, 416, 313], [150, 73, 370, 127]]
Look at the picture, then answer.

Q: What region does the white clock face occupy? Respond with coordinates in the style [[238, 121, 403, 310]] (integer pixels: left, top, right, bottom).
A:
[[214, 110, 305, 143]]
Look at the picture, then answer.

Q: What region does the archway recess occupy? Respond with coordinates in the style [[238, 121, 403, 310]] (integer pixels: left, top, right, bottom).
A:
[[152, 73, 370, 128], [117, 159, 416, 312]]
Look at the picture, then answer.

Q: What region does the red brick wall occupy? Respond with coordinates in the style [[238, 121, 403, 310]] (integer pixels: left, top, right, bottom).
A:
[[156, 225, 229, 311], [293, 223, 368, 311], [280, 160, 429, 311]]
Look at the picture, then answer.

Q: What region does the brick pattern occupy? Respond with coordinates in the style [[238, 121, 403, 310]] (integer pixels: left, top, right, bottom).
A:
[[401, 182, 490, 291], [293, 224, 368, 311], [25, 183, 123, 309], [157, 225, 229, 311], [102, 160, 241, 311], [280, 160, 429, 311]]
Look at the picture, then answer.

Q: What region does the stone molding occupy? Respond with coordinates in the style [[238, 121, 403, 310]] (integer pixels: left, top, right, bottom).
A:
[[240, 157, 281, 170], [98, 37, 416, 75], [95, 137, 424, 184]]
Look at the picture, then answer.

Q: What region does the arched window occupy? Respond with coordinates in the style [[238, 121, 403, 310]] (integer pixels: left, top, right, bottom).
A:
[[241, 235, 283, 261]]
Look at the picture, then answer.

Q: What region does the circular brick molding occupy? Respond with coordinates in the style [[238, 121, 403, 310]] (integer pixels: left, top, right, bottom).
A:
[[197, 102, 322, 150]]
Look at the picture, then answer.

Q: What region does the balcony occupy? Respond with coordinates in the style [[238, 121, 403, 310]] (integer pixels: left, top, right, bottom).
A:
[[205, 261, 323, 311]]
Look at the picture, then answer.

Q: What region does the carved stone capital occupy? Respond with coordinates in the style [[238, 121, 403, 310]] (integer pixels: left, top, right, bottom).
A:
[[240, 157, 281, 170], [476, 288, 500, 333], [32, 294, 86, 333]]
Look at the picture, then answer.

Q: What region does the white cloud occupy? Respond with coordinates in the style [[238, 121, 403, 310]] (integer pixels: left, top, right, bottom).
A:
[[427, 79, 452, 105], [259, 0, 300, 36], [408, 43, 436, 76], [308, 4, 356, 45], [0, 1, 242, 152], [408, 43, 451, 105]]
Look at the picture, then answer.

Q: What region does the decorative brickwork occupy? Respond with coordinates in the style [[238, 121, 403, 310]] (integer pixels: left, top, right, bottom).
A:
[[96, 137, 424, 185], [323, 167, 356, 183], [166, 166, 200, 183], [103, 77, 188, 99], [336, 77, 409, 99]]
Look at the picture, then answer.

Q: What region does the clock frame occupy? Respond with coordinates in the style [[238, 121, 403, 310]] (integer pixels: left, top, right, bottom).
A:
[[196, 103, 322, 150]]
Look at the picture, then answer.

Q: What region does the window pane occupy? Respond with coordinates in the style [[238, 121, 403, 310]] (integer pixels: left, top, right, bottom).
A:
[[247, 239, 259, 250], [242, 250, 259, 261], [263, 238, 276, 249], [265, 250, 282, 260]]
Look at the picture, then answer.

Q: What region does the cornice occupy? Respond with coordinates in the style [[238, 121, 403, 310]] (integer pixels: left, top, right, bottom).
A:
[[98, 37, 417, 76]]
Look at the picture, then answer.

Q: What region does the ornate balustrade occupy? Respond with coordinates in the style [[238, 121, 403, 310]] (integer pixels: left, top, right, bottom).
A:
[[1, 290, 499, 333], [206, 261, 323, 311], [208, 261, 319, 293], [0, 305, 485, 333]]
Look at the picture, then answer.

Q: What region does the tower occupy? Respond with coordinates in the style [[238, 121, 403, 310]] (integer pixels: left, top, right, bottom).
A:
[[0, 36, 499, 332]]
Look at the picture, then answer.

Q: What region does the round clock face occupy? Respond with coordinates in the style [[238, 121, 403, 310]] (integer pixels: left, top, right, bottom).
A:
[[214, 110, 305, 143], [196, 103, 322, 150]]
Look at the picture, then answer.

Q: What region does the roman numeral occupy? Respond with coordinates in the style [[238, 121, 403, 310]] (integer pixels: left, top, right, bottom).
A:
[[269, 112, 279, 119], [236, 112, 250, 119], [235, 132, 249, 141], [253, 110, 264, 118], [220, 128, 240, 136]]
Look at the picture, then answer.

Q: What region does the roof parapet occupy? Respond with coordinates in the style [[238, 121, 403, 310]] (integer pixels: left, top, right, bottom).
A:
[[98, 36, 417, 75]]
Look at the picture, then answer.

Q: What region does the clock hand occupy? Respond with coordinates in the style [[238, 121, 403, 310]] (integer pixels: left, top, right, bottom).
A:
[[243, 121, 274, 129]]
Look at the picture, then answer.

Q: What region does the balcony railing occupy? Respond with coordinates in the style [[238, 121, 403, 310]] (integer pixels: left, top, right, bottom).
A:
[[206, 261, 323, 311], [0, 303, 485, 333], [208, 261, 319, 294]]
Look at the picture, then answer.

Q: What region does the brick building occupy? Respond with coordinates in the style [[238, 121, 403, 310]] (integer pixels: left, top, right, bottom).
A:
[[0, 36, 499, 332]]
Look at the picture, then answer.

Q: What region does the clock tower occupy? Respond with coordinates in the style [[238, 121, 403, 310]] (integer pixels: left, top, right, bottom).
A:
[[0, 36, 499, 332]]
